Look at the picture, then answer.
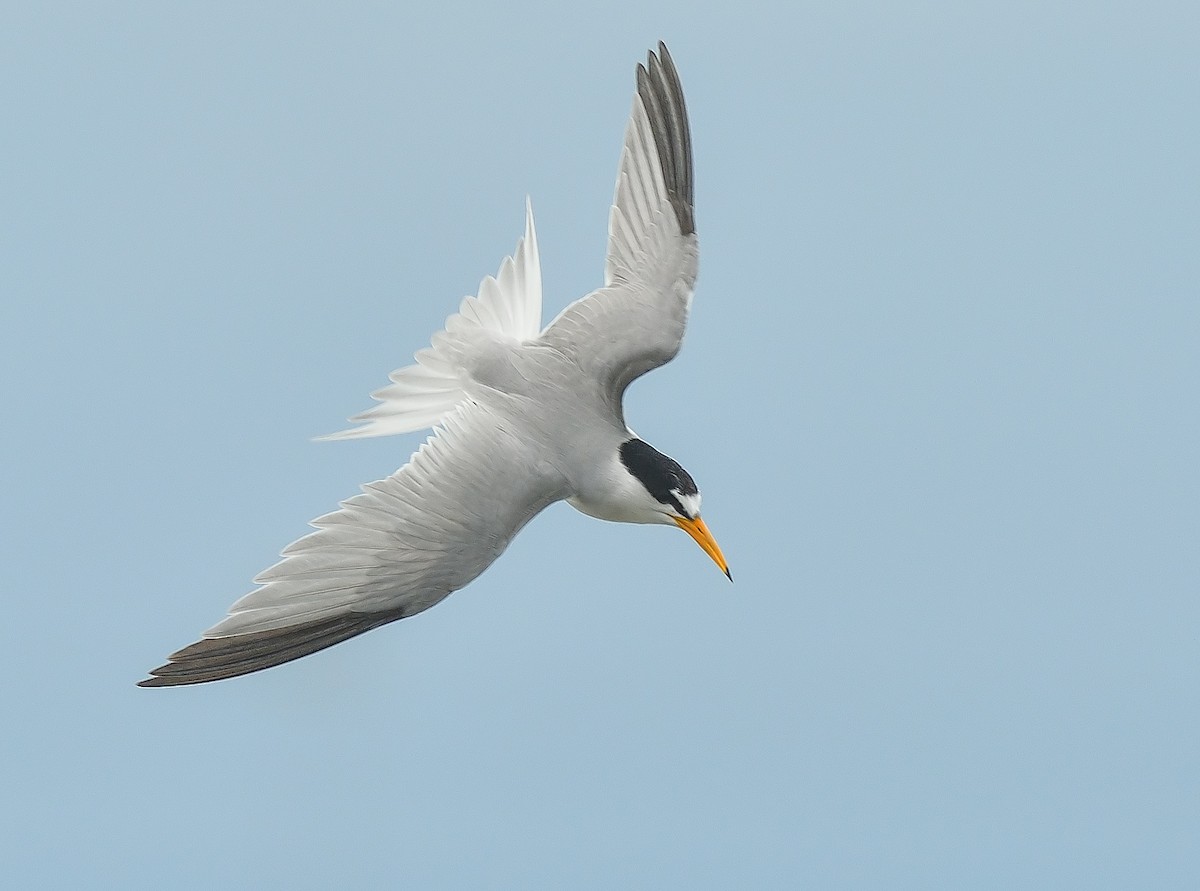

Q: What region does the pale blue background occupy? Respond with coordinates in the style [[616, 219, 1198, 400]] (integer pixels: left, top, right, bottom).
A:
[[3, 2, 1198, 887]]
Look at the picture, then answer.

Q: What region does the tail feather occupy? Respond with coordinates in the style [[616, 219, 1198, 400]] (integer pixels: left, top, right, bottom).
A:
[[319, 200, 542, 440]]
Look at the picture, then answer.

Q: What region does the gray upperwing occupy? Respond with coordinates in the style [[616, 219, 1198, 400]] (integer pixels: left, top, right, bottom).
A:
[[540, 42, 698, 410], [140, 403, 567, 686]]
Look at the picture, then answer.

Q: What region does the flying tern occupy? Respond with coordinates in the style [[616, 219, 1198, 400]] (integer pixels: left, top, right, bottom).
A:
[[140, 42, 728, 687]]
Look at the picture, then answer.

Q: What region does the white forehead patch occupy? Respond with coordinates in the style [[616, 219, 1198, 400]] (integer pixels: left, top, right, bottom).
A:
[[672, 489, 702, 519]]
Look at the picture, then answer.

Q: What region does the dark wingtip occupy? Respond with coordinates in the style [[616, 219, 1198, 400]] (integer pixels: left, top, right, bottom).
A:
[[724, 567, 733, 582], [135, 612, 402, 687], [635, 40, 694, 236]]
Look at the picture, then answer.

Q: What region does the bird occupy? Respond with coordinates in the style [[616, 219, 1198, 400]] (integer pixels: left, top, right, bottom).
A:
[[140, 42, 727, 687]]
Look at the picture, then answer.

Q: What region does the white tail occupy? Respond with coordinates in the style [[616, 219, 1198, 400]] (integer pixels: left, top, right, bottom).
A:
[[319, 199, 543, 440]]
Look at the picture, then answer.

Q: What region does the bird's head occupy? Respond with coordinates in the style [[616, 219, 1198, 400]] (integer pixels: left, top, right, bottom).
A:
[[618, 438, 731, 580]]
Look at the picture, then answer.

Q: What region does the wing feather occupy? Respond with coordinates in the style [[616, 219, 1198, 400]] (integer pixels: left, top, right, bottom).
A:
[[140, 404, 566, 686], [540, 42, 698, 409]]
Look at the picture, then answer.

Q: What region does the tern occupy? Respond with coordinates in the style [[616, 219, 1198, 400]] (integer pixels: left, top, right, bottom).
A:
[[140, 42, 727, 687]]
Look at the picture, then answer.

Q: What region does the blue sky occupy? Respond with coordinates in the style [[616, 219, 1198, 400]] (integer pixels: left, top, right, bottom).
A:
[[3, 2, 1198, 887]]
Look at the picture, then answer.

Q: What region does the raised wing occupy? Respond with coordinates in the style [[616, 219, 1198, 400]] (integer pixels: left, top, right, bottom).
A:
[[140, 404, 566, 686], [540, 42, 698, 408]]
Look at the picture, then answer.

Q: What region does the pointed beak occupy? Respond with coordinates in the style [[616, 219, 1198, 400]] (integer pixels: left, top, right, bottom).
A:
[[671, 515, 732, 581]]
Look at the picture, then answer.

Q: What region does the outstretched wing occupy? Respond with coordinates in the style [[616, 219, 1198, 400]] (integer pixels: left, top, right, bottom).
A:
[[140, 404, 566, 686], [540, 42, 698, 409]]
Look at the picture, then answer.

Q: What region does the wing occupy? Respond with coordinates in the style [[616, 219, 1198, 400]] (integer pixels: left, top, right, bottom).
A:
[[540, 42, 698, 408], [140, 404, 566, 686]]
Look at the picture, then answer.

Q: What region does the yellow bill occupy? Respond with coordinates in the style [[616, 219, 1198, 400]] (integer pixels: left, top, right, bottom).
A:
[[672, 515, 732, 580]]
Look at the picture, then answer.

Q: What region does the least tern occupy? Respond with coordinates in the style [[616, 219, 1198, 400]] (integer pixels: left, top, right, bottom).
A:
[[140, 42, 727, 687]]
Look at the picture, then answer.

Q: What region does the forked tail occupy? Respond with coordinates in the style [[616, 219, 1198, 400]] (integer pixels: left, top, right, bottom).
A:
[[319, 199, 542, 440]]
